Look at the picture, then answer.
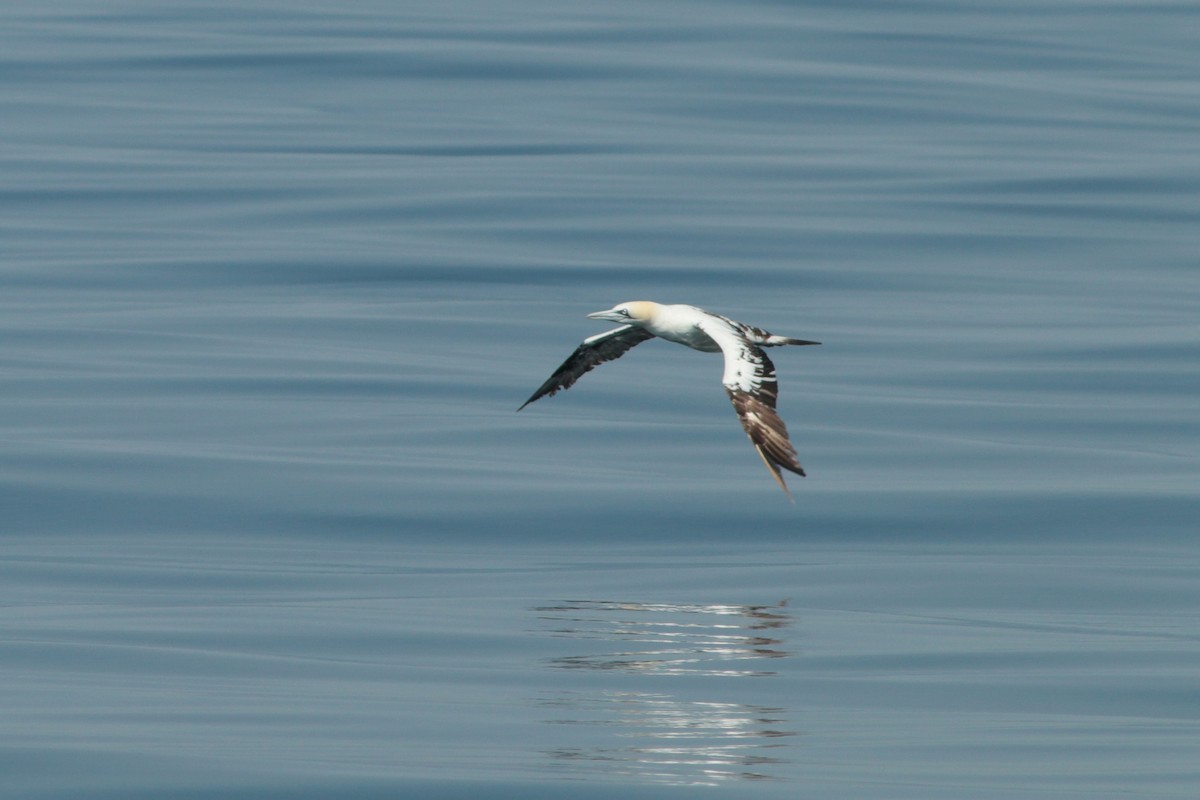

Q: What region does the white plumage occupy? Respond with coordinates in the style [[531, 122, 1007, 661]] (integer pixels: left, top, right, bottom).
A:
[[519, 301, 820, 499]]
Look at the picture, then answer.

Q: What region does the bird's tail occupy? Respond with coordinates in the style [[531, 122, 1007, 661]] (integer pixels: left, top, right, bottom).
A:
[[765, 335, 821, 347]]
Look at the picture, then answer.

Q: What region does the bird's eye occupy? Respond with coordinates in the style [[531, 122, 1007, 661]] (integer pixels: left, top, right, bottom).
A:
[[619, 308, 631, 317]]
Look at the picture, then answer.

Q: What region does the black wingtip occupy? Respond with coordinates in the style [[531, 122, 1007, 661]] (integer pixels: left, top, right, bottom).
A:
[[518, 388, 553, 411]]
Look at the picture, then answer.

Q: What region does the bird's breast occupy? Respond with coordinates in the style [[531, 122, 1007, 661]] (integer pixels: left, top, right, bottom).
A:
[[651, 325, 721, 352]]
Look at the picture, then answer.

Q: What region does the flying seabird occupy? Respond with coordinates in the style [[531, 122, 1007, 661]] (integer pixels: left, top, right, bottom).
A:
[[518, 301, 820, 499]]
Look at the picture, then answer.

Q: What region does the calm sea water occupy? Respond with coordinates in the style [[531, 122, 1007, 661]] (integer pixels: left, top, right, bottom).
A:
[[2, 1, 1198, 797]]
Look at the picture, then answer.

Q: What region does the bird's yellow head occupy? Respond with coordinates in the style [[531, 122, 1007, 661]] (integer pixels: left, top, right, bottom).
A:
[[586, 301, 659, 324]]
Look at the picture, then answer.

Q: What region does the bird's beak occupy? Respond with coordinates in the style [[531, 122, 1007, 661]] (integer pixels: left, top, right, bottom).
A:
[[586, 309, 623, 322]]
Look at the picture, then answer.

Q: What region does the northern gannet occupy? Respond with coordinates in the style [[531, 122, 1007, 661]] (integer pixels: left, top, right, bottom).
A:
[[518, 302, 820, 499]]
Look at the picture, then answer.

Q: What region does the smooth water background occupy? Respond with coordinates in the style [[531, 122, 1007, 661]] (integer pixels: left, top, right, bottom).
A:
[[3, 1, 1198, 797]]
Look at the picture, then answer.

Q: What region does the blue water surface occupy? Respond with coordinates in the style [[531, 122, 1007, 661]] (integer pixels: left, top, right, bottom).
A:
[[2, 1, 1198, 797]]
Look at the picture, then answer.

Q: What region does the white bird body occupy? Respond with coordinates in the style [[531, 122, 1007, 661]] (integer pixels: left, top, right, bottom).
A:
[[636, 303, 723, 351], [519, 301, 820, 499]]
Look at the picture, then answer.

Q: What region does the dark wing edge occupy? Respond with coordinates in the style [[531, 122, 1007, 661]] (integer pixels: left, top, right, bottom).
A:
[[518, 325, 655, 410], [726, 388, 806, 501]]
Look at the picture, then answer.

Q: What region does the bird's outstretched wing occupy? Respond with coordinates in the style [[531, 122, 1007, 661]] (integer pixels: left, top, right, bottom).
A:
[[698, 319, 806, 499], [518, 325, 655, 410]]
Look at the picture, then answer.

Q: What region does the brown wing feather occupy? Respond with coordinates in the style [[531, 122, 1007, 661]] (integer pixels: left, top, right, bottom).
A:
[[518, 325, 655, 410], [697, 317, 808, 497], [726, 388, 806, 479]]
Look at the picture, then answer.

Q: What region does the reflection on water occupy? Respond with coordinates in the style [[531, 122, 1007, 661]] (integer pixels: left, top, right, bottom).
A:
[[540, 692, 794, 785], [533, 600, 796, 785], [534, 600, 792, 677]]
